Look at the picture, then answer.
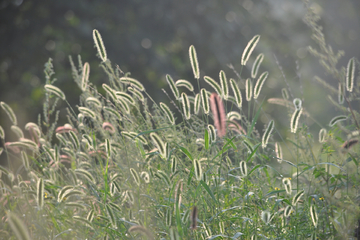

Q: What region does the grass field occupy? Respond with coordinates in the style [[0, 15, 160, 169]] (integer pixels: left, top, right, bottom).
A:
[[0, 3, 359, 240]]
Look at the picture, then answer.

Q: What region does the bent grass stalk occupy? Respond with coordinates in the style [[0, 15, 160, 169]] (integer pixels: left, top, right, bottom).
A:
[[115, 92, 135, 105], [86, 97, 102, 108], [160, 102, 175, 125], [181, 92, 191, 120], [253, 71, 268, 99], [329, 115, 347, 127], [119, 77, 145, 91], [251, 53, 264, 78], [262, 120, 274, 148], [128, 87, 144, 102], [227, 111, 241, 121], [44, 84, 66, 100], [167, 74, 180, 99], [1, 101, 17, 125], [11, 125, 23, 139], [229, 78, 242, 108], [241, 35, 260, 66], [204, 76, 221, 96], [176, 79, 194, 92]]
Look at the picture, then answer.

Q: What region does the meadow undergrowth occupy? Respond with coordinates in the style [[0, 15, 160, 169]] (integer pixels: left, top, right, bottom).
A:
[[0, 2, 359, 240]]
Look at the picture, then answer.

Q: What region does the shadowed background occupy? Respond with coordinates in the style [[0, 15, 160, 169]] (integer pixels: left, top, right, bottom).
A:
[[1, 0, 360, 166]]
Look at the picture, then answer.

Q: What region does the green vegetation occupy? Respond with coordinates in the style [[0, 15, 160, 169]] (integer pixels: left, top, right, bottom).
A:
[[0, 3, 359, 240]]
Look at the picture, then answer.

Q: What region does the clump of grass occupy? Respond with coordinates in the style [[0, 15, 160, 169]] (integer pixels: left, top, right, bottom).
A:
[[0, 3, 359, 240]]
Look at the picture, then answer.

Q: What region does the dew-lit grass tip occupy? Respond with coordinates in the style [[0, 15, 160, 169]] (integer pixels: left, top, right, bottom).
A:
[[241, 35, 260, 66], [262, 120, 274, 148], [160, 102, 175, 125], [189, 45, 200, 79], [181, 92, 191, 120], [44, 84, 66, 100], [166, 74, 179, 99], [201, 88, 210, 114], [254, 71, 268, 99], [92, 29, 107, 62], [219, 70, 229, 99], [245, 78, 253, 101], [229, 78, 242, 108], [204, 76, 221, 96], [346, 57, 355, 92]]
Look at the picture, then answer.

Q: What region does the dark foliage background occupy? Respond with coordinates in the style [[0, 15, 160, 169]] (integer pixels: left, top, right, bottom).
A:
[[1, 0, 360, 165]]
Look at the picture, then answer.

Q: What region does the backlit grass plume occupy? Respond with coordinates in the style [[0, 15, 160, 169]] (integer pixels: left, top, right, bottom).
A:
[[1, 12, 359, 238], [44, 84, 66, 100], [93, 29, 107, 62], [245, 78, 252, 101], [219, 70, 229, 99], [150, 132, 167, 159], [1, 102, 17, 125], [310, 205, 318, 228], [166, 74, 179, 99], [346, 57, 355, 92], [120, 77, 145, 91], [181, 92, 191, 120], [290, 107, 302, 133], [204, 76, 221, 96], [189, 45, 200, 79], [319, 128, 327, 143], [275, 142, 282, 163], [36, 178, 44, 210], [252, 53, 264, 78], [329, 115, 347, 127], [176, 79, 194, 92], [262, 120, 274, 148], [7, 212, 31, 240], [201, 88, 210, 114], [160, 102, 175, 125], [193, 159, 202, 181], [241, 35, 260, 66], [282, 178, 292, 195], [229, 78, 242, 108], [81, 62, 90, 91], [254, 71, 268, 99]]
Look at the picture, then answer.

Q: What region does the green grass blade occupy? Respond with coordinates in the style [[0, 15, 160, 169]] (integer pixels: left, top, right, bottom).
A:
[[248, 100, 264, 136], [246, 143, 260, 162], [179, 146, 193, 161], [248, 164, 261, 176], [200, 180, 217, 204], [175, 204, 183, 238], [205, 129, 209, 150]]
